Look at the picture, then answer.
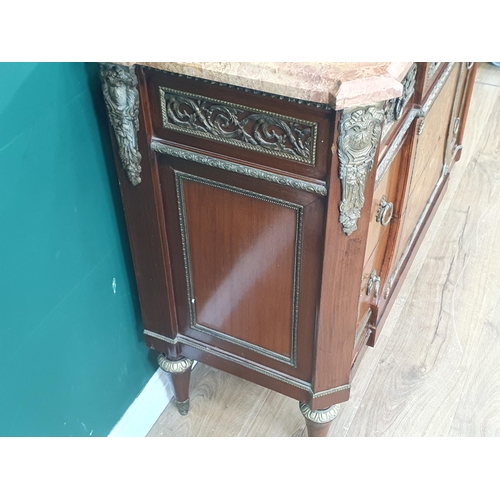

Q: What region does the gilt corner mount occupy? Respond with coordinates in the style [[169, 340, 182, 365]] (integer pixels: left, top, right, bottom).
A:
[[337, 104, 384, 236], [100, 63, 142, 186]]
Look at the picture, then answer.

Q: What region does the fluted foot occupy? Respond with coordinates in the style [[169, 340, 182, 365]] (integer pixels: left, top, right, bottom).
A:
[[299, 402, 339, 437], [158, 354, 193, 416]]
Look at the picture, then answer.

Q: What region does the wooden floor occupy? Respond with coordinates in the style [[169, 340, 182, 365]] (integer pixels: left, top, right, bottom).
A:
[[148, 64, 500, 437]]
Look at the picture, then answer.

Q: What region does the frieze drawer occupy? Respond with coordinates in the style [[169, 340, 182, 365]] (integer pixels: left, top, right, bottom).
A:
[[143, 67, 333, 182]]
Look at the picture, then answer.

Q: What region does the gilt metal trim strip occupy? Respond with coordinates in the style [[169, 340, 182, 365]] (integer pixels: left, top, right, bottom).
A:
[[159, 86, 318, 165], [143, 329, 351, 398], [100, 63, 142, 186], [175, 171, 302, 366], [338, 104, 384, 236], [375, 63, 455, 188], [151, 141, 327, 196], [444, 63, 467, 164], [376, 108, 418, 188]]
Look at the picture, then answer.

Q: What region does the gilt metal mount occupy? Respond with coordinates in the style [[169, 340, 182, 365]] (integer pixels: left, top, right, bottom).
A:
[[100, 63, 142, 186], [338, 105, 384, 236]]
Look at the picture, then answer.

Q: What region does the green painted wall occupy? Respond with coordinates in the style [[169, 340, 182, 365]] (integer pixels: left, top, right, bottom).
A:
[[0, 63, 156, 436]]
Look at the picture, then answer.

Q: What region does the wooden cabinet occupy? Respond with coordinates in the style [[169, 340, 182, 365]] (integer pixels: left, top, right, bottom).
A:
[[100, 62, 477, 436]]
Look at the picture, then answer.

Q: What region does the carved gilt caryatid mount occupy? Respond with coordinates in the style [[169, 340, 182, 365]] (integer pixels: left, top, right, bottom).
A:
[[100, 63, 142, 186], [338, 105, 384, 236]]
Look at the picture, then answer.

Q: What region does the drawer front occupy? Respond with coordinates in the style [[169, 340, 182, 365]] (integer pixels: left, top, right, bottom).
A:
[[364, 149, 402, 268], [143, 66, 333, 182], [358, 235, 387, 330], [378, 63, 417, 161]]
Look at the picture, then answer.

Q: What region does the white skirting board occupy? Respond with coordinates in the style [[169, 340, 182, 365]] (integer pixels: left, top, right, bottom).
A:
[[108, 361, 197, 437], [108, 367, 174, 437]]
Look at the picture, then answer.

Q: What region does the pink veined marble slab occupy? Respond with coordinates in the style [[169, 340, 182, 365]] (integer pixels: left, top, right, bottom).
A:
[[117, 62, 413, 110]]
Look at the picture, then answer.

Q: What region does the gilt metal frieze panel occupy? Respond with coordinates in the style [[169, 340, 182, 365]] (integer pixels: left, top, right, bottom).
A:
[[159, 87, 318, 165]]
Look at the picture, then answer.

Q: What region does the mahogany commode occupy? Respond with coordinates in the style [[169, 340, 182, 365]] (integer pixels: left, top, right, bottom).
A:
[[100, 62, 477, 436]]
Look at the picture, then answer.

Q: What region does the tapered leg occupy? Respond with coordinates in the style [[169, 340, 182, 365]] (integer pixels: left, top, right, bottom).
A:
[[299, 402, 339, 437], [158, 353, 193, 416]]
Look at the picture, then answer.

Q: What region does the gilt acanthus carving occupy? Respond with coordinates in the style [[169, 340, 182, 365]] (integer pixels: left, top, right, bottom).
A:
[[159, 87, 317, 164], [338, 105, 384, 236], [100, 63, 142, 186]]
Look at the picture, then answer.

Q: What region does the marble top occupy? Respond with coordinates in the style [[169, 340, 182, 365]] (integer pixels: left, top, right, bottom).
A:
[[119, 62, 414, 110]]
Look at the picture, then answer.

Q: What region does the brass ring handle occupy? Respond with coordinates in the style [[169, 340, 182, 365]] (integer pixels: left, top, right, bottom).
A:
[[376, 196, 394, 226], [367, 270, 381, 298]]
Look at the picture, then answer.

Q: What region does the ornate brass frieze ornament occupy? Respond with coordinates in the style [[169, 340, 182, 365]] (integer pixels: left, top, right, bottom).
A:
[[159, 87, 318, 165], [100, 63, 142, 186], [338, 105, 384, 236], [299, 402, 339, 423]]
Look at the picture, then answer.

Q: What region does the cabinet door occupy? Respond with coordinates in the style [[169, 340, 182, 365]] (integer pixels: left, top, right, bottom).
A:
[[384, 63, 461, 304], [155, 150, 324, 382]]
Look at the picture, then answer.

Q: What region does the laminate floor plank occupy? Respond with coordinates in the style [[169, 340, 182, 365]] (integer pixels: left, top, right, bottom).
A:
[[475, 63, 500, 87], [148, 65, 500, 438], [448, 293, 500, 437], [147, 363, 271, 437], [243, 391, 306, 437], [346, 77, 500, 437]]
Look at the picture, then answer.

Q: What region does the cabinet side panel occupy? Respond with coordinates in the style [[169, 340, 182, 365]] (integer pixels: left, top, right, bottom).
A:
[[107, 67, 176, 337]]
